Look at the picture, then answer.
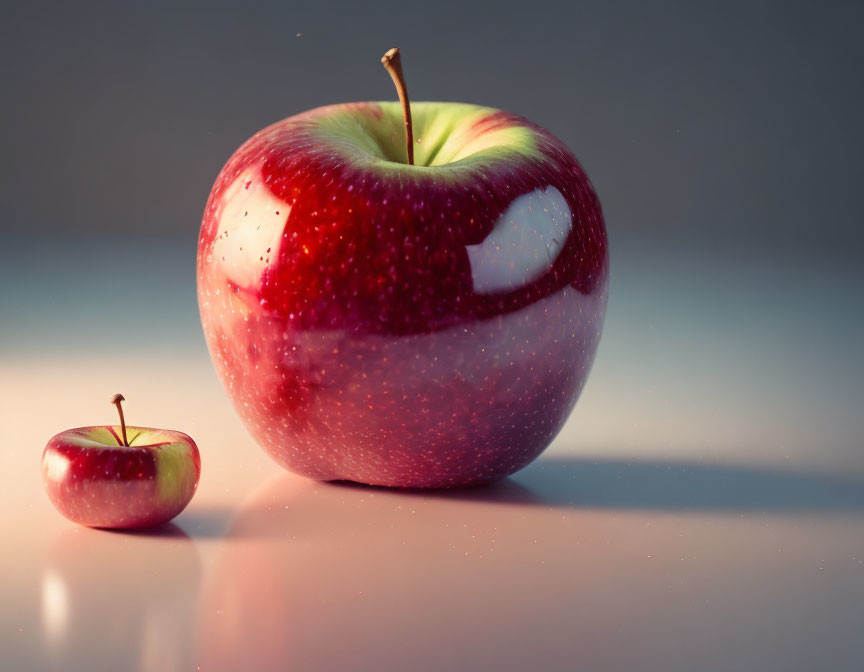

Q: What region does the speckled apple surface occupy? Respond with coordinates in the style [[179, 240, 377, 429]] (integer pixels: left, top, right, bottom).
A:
[[197, 101, 608, 487], [42, 426, 201, 528]]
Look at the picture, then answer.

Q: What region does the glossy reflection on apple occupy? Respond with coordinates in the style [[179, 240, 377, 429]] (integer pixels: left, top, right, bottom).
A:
[[197, 82, 608, 487]]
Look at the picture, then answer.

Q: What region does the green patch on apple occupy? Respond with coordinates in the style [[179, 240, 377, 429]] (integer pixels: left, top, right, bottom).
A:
[[310, 101, 541, 171]]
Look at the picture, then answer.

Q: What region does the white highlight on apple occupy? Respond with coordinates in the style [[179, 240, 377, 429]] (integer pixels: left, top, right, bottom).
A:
[[42, 450, 70, 483], [466, 186, 572, 294], [212, 168, 290, 290]]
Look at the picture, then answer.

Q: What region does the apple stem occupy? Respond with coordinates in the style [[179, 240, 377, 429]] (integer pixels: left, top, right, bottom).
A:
[[381, 47, 414, 166], [111, 394, 130, 447]]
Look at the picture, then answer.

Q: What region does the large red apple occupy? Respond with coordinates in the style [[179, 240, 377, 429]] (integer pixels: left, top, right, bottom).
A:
[[197, 52, 608, 487]]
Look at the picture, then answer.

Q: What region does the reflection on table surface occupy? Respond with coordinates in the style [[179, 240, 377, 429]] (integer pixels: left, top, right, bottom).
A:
[[2, 238, 864, 670], [196, 469, 864, 672], [40, 525, 200, 672], [6, 459, 860, 672]]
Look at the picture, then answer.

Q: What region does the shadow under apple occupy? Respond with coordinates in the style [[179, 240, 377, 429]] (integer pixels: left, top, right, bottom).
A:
[[510, 455, 864, 514]]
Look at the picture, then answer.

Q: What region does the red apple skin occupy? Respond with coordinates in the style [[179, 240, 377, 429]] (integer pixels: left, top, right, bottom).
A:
[[198, 102, 608, 488], [42, 426, 201, 528]]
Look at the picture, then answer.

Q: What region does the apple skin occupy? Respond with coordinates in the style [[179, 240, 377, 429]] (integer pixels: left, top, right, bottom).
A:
[[42, 426, 200, 528], [198, 101, 608, 488]]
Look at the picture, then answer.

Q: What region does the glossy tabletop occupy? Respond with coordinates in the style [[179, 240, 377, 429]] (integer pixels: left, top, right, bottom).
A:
[[2, 237, 863, 671]]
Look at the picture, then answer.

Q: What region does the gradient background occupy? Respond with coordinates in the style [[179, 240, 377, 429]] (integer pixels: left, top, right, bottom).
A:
[[2, 2, 863, 671]]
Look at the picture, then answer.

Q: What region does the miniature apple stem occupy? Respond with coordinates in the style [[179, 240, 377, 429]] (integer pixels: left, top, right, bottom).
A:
[[110, 394, 129, 447], [381, 47, 414, 166]]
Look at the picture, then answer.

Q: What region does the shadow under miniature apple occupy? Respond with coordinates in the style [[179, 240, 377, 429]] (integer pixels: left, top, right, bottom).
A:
[[42, 394, 200, 528]]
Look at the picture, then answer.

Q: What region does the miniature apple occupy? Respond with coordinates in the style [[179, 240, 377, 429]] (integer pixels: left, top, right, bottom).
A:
[[42, 395, 201, 528], [197, 48, 608, 487]]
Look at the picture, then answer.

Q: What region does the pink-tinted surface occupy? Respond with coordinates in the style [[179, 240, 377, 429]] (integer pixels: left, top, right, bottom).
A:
[[4, 233, 864, 671], [42, 427, 200, 528], [197, 103, 608, 487]]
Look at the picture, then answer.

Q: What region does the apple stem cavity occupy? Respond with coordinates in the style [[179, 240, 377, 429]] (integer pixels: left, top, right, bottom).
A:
[[380, 47, 414, 166], [110, 393, 130, 447]]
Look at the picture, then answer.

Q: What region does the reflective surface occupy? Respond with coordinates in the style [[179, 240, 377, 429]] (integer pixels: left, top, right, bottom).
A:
[[40, 525, 200, 672], [197, 102, 608, 487], [200, 472, 864, 672], [3, 238, 864, 671]]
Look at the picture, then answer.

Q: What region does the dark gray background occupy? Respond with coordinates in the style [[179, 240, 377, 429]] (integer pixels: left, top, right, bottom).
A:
[[2, 0, 863, 259]]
